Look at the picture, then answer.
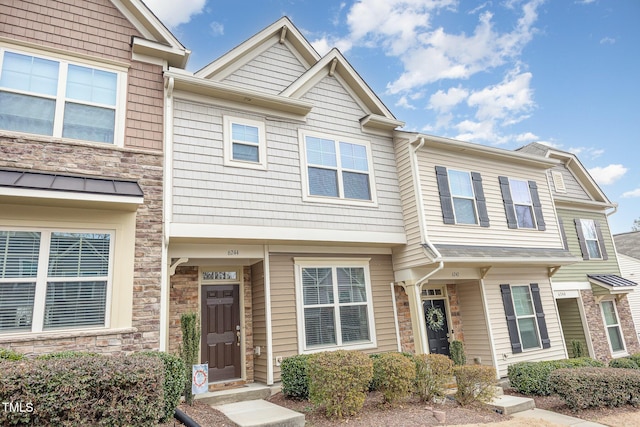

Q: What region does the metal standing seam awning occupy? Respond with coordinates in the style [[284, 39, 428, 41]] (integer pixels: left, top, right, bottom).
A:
[[588, 274, 638, 302], [0, 168, 144, 206]]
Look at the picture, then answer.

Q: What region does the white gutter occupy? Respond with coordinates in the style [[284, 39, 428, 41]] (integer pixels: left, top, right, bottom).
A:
[[264, 245, 274, 385], [390, 282, 402, 352], [159, 76, 174, 352]]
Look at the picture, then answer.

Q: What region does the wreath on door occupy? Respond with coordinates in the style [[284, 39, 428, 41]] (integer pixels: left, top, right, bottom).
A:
[[426, 306, 445, 331]]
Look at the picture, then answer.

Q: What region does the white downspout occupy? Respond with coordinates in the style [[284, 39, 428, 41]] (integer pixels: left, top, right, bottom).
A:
[[264, 245, 274, 385], [408, 136, 444, 353], [159, 76, 174, 352], [390, 282, 402, 352]]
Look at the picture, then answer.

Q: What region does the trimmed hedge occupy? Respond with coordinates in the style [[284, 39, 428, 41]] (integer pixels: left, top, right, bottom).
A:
[[0, 347, 24, 361], [0, 354, 165, 426], [550, 367, 640, 409], [281, 354, 311, 400], [308, 350, 373, 418], [138, 351, 186, 422], [508, 357, 604, 396], [609, 357, 639, 369], [36, 351, 99, 360], [371, 352, 415, 404], [414, 353, 453, 402], [454, 365, 497, 406]]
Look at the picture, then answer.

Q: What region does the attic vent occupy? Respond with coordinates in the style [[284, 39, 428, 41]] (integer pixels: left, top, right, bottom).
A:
[[552, 171, 566, 193]]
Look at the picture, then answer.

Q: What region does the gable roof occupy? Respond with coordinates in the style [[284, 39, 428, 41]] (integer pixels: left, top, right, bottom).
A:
[[518, 142, 613, 208], [111, 0, 190, 68], [614, 231, 640, 259], [172, 17, 402, 129]]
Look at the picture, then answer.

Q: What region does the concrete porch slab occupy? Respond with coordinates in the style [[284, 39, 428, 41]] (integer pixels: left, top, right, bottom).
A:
[[195, 383, 271, 406], [214, 399, 305, 427], [490, 395, 535, 415]]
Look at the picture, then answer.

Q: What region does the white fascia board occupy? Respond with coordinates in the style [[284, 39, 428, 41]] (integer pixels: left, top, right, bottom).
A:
[[132, 37, 190, 68], [170, 223, 406, 246], [0, 187, 143, 210]]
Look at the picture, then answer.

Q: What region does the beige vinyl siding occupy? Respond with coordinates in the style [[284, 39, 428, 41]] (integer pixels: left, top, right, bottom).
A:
[[553, 209, 620, 282], [416, 146, 563, 249], [456, 281, 493, 367], [556, 298, 588, 358], [251, 261, 268, 383], [547, 165, 591, 200], [268, 253, 399, 382], [220, 41, 308, 95], [483, 267, 566, 377], [618, 254, 640, 338], [172, 82, 404, 234], [392, 138, 426, 270]]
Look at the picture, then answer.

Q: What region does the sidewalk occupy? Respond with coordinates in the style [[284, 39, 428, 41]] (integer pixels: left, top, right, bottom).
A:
[[512, 408, 606, 427]]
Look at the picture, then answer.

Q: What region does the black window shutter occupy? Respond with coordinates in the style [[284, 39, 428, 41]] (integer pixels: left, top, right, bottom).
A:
[[558, 217, 569, 250], [435, 166, 455, 224], [529, 283, 550, 349], [500, 284, 522, 353], [498, 176, 517, 229], [528, 180, 546, 231], [594, 221, 609, 260], [471, 172, 490, 227], [574, 219, 590, 260]]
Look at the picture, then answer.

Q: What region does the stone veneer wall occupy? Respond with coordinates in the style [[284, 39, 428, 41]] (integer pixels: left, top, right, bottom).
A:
[[446, 284, 465, 342], [168, 265, 254, 387], [581, 289, 640, 361], [394, 286, 415, 353], [0, 135, 164, 355]]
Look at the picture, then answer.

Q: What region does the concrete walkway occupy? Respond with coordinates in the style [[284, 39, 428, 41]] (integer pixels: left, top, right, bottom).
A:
[[512, 408, 607, 427], [214, 399, 304, 427]]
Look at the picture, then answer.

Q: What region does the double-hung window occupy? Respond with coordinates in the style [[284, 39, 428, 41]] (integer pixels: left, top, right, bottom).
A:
[[448, 170, 478, 225], [510, 285, 541, 350], [295, 259, 376, 352], [510, 179, 536, 229], [580, 219, 602, 259], [223, 116, 267, 169], [499, 176, 546, 230], [300, 131, 376, 205], [0, 230, 112, 334], [0, 49, 123, 144], [601, 300, 625, 353]]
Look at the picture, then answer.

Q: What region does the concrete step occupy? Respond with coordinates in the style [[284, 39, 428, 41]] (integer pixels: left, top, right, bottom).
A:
[[490, 395, 535, 415], [215, 399, 305, 427], [195, 383, 271, 406]]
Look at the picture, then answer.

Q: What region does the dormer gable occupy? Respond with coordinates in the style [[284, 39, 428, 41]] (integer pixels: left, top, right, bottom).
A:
[[112, 0, 190, 68]]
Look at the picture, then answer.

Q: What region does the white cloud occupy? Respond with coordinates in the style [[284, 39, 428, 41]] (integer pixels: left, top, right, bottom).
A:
[[515, 132, 539, 143], [209, 21, 224, 37], [467, 70, 534, 122], [600, 37, 616, 45], [144, 0, 206, 28], [588, 164, 628, 185], [396, 96, 417, 110], [429, 86, 469, 112], [622, 188, 640, 198]]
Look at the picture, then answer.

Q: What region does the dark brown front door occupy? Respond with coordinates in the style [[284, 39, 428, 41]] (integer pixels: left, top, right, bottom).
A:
[[201, 285, 241, 382], [424, 299, 450, 356]]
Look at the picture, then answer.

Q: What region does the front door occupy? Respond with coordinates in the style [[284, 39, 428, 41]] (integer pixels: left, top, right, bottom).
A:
[[201, 285, 241, 382], [423, 299, 450, 356]]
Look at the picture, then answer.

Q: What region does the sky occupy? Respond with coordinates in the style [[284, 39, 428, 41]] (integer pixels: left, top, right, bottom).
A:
[[144, 0, 639, 234]]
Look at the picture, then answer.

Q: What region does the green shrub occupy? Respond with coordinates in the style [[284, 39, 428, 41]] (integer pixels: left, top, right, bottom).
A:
[[414, 353, 453, 402], [180, 312, 200, 405], [281, 354, 311, 400], [450, 340, 466, 366], [608, 357, 639, 369], [629, 353, 640, 367], [550, 367, 640, 409], [570, 340, 586, 358], [308, 350, 373, 418], [372, 352, 415, 404], [454, 365, 496, 406], [36, 351, 99, 360], [0, 354, 164, 426], [0, 348, 24, 361], [139, 351, 186, 422], [508, 357, 604, 396]]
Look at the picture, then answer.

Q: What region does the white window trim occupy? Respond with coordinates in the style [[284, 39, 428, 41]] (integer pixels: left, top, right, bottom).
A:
[[0, 47, 127, 147], [298, 129, 378, 207], [447, 168, 479, 226], [580, 219, 603, 260], [223, 115, 267, 170], [293, 257, 377, 354], [600, 299, 627, 356], [0, 228, 114, 335], [511, 285, 542, 351], [509, 178, 537, 230]]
